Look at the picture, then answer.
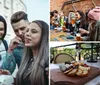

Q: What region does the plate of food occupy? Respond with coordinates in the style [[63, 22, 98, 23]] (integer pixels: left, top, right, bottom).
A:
[[51, 61, 100, 85], [60, 62, 91, 77]]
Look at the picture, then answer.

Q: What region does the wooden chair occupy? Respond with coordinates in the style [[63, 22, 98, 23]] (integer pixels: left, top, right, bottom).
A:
[[54, 53, 75, 64]]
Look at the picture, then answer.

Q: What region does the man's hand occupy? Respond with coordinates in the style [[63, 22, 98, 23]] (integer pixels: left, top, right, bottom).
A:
[[8, 36, 22, 53]]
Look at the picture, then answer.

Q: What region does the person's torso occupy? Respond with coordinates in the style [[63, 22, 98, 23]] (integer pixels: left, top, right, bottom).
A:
[[12, 43, 24, 68], [0, 40, 6, 68]]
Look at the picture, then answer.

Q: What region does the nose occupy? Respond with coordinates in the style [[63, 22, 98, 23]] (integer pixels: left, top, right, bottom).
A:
[[19, 30, 23, 35], [25, 30, 30, 37]]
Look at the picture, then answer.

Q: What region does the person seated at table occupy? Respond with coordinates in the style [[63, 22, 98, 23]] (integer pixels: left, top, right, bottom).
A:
[[50, 11, 55, 30], [52, 10, 60, 28], [0, 15, 15, 74], [79, 10, 91, 35], [75, 10, 88, 32], [16, 20, 49, 85], [80, 6, 100, 41], [78, 11, 89, 36], [0, 15, 8, 50], [59, 11, 66, 27], [66, 11, 76, 33], [1, 11, 29, 74]]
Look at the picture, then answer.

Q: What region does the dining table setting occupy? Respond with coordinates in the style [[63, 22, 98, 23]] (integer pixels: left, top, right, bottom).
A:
[[50, 28, 88, 41], [0, 69, 15, 85], [50, 60, 100, 85]]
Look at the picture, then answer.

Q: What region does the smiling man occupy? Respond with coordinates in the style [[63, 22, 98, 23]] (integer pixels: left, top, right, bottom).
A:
[[1, 11, 29, 74]]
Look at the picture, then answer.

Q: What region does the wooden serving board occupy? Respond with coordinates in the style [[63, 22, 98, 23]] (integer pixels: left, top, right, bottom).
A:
[[50, 66, 100, 85]]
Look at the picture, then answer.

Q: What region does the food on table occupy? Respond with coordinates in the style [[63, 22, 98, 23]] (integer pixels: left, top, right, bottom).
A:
[[0, 69, 10, 75], [60, 62, 90, 77], [67, 68, 77, 76]]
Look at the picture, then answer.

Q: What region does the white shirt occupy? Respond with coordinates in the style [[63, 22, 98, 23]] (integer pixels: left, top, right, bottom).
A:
[[0, 40, 6, 67]]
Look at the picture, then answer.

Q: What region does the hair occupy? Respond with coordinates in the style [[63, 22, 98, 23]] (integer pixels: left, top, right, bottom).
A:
[[53, 10, 58, 14], [77, 10, 84, 20], [0, 15, 7, 40], [50, 11, 54, 18], [88, 20, 99, 41], [10, 11, 28, 24], [16, 20, 49, 85]]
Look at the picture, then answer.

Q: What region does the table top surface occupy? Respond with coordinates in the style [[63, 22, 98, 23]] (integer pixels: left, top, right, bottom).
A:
[[50, 60, 100, 85], [50, 30, 88, 41], [50, 30, 75, 41]]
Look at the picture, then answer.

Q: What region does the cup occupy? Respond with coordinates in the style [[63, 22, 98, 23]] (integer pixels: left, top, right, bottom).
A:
[[76, 33, 81, 41], [62, 26, 66, 31]]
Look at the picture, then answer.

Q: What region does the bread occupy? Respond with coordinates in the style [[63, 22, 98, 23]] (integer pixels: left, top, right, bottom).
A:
[[67, 69, 77, 76], [76, 69, 83, 76], [76, 69, 88, 77], [82, 70, 88, 76], [63, 62, 90, 77], [64, 68, 73, 74], [79, 66, 90, 71], [73, 62, 84, 66]]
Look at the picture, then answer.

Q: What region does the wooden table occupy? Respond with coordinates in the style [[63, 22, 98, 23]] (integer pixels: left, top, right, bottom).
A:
[[50, 60, 100, 85], [50, 30, 75, 41]]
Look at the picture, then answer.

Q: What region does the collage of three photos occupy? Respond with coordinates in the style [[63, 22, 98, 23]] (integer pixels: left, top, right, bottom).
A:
[[0, 0, 100, 85]]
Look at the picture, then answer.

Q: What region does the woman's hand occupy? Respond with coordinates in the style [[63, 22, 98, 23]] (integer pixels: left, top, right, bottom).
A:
[[79, 28, 89, 35]]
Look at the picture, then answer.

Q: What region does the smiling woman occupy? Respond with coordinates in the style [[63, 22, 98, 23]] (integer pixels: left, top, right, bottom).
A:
[[0, 22, 4, 39], [0, 15, 8, 51], [0, 16, 7, 40], [0, 15, 8, 67]]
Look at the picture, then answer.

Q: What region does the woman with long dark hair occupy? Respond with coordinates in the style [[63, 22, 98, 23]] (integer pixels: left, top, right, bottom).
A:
[[0, 15, 8, 67], [0, 15, 16, 74], [79, 7, 100, 41], [0, 15, 7, 40], [87, 6, 100, 41], [16, 20, 49, 85]]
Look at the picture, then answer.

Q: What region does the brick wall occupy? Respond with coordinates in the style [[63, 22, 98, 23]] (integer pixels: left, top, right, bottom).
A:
[[50, 0, 68, 12], [50, 0, 100, 16]]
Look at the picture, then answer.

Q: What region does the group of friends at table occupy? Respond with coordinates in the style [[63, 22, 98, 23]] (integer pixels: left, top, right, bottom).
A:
[[50, 6, 100, 41]]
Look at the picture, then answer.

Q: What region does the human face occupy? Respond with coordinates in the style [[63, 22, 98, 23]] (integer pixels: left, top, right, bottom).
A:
[[25, 23, 42, 47], [54, 13, 58, 17], [0, 22, 4, 39], [12, 19, 29, 42], [75, 12, 81, 20]]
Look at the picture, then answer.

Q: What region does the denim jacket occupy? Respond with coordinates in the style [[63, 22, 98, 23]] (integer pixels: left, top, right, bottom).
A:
[[1, 43, 24, 74]]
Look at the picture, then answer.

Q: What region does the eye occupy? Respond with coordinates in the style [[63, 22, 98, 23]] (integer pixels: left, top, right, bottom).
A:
[[14, 29, 18, 33], [31, 29, 38, 33], [0, 28, 4, 31], [20, 27, 25, 30]]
